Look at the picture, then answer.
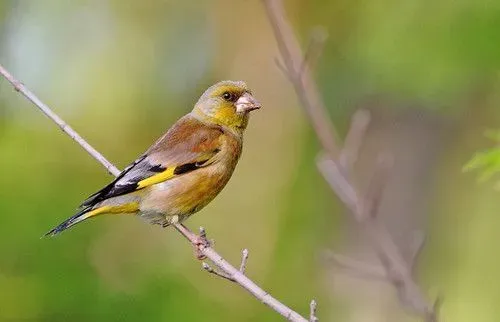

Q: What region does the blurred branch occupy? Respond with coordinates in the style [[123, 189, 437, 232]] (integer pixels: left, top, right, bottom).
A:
[[262, 0, 340, 157], [0, 64, 311, 322], [316, 156, 358, 213], [262, 0, 438, 321], [324, 251, 386, 281], [339, 109, 371, 172], [409, 231, 426, 274], [300, 28, 328, 81], [361, 155, 393, 220]]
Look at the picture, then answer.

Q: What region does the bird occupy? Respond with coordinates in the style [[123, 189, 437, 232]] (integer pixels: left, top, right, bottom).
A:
[[45, 80, 261, 240]]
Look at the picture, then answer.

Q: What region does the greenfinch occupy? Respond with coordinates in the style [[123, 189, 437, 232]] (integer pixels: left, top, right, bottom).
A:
[[46, 80, 261, 236]]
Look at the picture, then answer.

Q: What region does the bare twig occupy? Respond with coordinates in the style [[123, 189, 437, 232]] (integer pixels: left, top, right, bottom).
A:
[[199, 226, 207, 238], [300, 28, 328, 80], [361, 155, 393, 220], [409, 231, 426, 274], [431, 296, 443, 321], [274, 57, 294, 82], [202, 262, 235, 282], [324, 251, 386, 281], [262, 0, 436, 320], [0, 65, 119, 177], [240, 249, 249, 273], [309, 300, 319, 322], [316, 156, 359, 214], [198, 226, 212, 247], [262, 0, 340, 157], [339, 109, 371, 171], [0, 64, 310, 322]]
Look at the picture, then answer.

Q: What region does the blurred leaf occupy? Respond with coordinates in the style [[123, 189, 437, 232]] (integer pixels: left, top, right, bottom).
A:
[[463, 130, 500, 182]]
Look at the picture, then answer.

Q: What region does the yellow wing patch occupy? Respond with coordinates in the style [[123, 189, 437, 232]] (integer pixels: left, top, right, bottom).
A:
[[83, 202, 140, 220], [137, 168, 176, 189]]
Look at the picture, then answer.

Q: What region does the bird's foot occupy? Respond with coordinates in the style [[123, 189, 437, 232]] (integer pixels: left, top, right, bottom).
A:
[[191, 227, 211, 260], [173, 223, 211, 260]]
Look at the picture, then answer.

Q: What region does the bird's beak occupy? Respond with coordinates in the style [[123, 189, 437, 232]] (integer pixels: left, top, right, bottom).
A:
[[236, 92, 262, 113]]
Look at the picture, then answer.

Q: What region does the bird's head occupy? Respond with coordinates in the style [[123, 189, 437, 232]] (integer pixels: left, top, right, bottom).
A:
[[193, 80, 261, 134]]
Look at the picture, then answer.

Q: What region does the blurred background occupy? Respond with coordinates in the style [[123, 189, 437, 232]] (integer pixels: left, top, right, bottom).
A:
[[1, 0, 500, 321]]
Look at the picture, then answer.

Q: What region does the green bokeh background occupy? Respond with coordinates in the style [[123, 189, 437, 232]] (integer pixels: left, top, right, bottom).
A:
[[1, 1, 500, 321]]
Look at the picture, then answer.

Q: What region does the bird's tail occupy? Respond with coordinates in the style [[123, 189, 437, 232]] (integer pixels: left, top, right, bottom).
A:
[[44, 203, 139, 237]]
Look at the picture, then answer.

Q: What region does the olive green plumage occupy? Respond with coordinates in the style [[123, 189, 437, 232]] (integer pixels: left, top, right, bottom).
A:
[[46, 80, 261, 236]]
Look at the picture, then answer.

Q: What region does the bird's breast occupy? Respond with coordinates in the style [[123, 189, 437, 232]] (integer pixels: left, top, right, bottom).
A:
[[141, 135, 242, 218]]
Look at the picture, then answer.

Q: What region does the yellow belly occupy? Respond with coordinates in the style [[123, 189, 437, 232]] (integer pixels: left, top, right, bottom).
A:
[[138, 165, 232, 225]]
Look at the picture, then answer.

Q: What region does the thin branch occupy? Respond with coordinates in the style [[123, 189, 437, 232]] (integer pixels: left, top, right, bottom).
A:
[[300, 27, 328, 80], [361, 155, 393, 220], [262, 0, 437, 320], [198, 226, 212, 249], [240, 249, 249, 273], [202, 247, 249, 281], [409, 231, 426, 274], [431, 295, 443, 322], [202, 262, 235, 282], [262, 0, 341, 158], [316, 155, 359, 214], [309, 300, 319, 322], [319, 133, 435, 319], [0, 65, 119, 177], [339, 109, 371, 171], [199, 226, 207, 240], [0, 64, 310, 322], [274, 57, 294, 82], [324, 251, 386, 281]]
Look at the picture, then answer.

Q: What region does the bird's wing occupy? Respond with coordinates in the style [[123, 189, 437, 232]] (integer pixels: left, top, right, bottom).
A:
[[80, 116, 223, 208]]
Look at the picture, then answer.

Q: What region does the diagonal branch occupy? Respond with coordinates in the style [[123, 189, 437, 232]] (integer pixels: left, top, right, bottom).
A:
[[262, 0, 340, 158], [300, 28, 328, 82], [0, 65, 119, 177], [262, 0, 437, 321], [339, 109, 371, 172], [324, 251, 387, 281], [202, 262, 235, 282], [409, 231, 426, 274], [0, 64, 310, 322]]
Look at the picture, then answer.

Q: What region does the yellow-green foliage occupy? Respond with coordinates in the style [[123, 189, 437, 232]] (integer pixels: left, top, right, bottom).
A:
[[464, 130, 500, 183]]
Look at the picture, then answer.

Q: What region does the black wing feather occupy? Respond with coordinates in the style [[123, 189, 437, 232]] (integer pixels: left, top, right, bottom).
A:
[[79, 155, 165, 208]]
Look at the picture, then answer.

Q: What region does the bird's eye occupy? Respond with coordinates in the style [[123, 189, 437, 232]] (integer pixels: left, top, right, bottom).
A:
[[222, 92, 234, 101]]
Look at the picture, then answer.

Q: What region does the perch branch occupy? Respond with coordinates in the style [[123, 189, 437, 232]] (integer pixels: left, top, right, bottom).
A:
[[262, 0, 437, 321], [0, 64, 310, 322], [0, 65, 119, 177]]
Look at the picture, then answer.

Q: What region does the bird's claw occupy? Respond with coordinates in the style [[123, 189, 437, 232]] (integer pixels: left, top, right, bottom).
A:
[[192, 234, 211, 260]]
